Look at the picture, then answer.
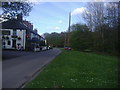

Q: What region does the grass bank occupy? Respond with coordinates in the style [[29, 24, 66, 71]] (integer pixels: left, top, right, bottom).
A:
[[25, 49, 118, 88]]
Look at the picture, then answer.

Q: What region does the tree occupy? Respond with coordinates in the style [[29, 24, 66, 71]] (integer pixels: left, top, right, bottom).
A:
[[83, 2, 119, 54], [2, 2, 33, 18], [118, 1, 120, 54], [70, 24, 93, 51], [44, 32, 65, 47], [102, 2, 118, 53], [83, 2, 105, 31]]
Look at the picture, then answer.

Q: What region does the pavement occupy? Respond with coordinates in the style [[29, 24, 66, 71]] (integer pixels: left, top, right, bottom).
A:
[[2, 48, 61, 88]]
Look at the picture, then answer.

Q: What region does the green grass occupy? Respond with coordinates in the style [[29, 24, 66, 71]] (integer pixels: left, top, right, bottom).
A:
[[25, 49, 118, 88]]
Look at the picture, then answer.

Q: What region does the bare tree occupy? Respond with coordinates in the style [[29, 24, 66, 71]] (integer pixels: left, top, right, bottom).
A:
[[83, 2, 105, 30], [105, 2, 118, 28], [83, 1, 119, 53], [105, 2, 119, 53], [83, 2, 106, 51]]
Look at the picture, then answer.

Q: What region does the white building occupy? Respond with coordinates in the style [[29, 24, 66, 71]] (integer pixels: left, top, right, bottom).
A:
[[2, 29, 26, 50], [1, 14, 46, 51]]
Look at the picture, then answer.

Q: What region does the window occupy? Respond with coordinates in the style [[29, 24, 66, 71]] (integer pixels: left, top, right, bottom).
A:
[[3, 42, 5, 45], [8, 41, 11, 45], [13, 30, 17, 35], [2, 30, 10, 35]]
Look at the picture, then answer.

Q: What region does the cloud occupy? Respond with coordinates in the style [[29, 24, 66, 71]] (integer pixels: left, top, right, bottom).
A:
[[71, 7, 86, 16], [58, 20, 63, 23], [47, 26, 60, 30], [54, 26, 60, 30], [45, 26, 61, 33]]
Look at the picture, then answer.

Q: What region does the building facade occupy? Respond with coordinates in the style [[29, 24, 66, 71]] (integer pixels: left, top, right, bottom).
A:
[[1, 14, 46, 51], [2, 29, 26, 50]]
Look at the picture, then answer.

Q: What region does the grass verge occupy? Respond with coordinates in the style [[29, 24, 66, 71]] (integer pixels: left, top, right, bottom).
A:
[[25, 49, 118, 88]]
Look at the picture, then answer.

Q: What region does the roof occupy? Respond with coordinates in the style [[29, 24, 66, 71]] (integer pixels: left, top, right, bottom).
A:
[[1, 19, 42, 37], [2, 19, 28, 30], [27, 38, 40, 42]]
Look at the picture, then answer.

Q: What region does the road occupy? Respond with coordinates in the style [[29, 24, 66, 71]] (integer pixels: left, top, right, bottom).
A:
[[2, 48, 61, 88], [2, 50, 34, 60]]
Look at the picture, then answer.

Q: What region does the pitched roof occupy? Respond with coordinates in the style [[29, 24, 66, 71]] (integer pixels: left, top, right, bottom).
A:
[[2, 19, 28, 30], [2, 19, 41, 36]]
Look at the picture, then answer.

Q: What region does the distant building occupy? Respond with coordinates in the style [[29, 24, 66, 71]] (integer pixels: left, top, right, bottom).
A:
[[1, 14, 46, 51]]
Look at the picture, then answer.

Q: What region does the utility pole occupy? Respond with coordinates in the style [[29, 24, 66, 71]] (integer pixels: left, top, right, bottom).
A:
[[67, 12, 71, 47], [64, 32, 67, 47]]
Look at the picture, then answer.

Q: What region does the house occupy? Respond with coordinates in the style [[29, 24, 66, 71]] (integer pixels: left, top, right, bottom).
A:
[[1, 14, 46, 51]]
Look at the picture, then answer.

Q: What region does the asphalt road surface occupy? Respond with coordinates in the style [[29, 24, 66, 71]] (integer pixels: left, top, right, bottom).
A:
[[2, 50, 34, 60], [2, 48, 61, 88]]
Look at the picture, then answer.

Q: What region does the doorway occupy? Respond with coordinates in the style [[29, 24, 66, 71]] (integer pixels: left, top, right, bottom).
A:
[[12, 39, 16, 48]]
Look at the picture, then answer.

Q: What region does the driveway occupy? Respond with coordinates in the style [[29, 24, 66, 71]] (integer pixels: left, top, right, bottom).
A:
[[2, 48, 61, 88]]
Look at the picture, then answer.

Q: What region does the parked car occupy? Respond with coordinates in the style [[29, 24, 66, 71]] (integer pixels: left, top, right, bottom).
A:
[[34, 45, 40, 52], [64, 47, 72, 50], [42, 46, 47, 51], [49, 46, 53, 49]]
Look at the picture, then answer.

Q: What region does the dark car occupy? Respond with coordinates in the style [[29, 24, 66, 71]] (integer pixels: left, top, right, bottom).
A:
[[49, 46, 53, 49]]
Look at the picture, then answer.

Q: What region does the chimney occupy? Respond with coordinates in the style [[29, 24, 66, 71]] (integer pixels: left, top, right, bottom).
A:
[[17, 13, 22, 21], [34, 29, 38, 34]]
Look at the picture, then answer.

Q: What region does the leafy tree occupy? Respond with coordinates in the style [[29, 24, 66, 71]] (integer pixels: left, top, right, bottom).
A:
[[70, 24, 93, 51], [44, 32, 65, 47], [2, 2, 33, 18]]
